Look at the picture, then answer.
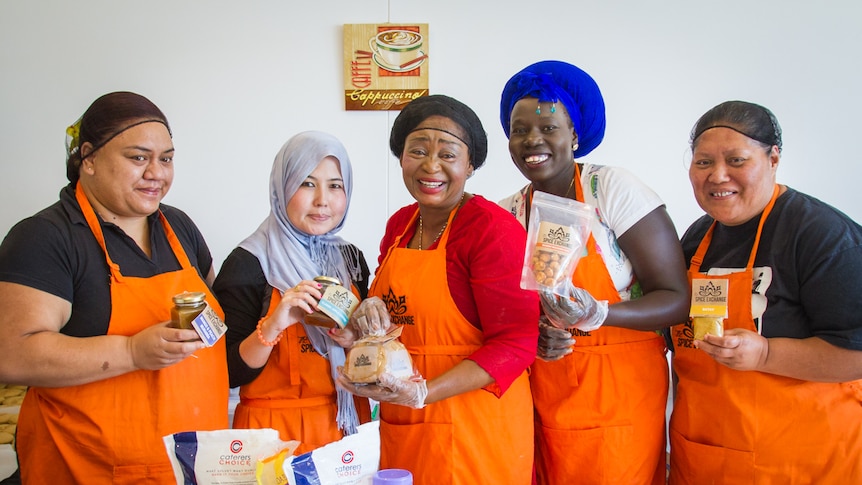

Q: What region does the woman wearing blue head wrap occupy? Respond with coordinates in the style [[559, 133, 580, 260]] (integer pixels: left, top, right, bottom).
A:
[[213, 131, 371, 455], [499, 61, 690, 484]]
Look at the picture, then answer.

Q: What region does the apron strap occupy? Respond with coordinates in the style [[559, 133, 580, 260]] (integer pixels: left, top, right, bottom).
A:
[[408, 344, 481, 357], [241, 395, 335, 409], [74, 181, 193, 281], [691, 184, 781, 272]]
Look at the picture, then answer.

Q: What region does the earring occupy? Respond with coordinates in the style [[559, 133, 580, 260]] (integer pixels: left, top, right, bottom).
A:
[[572, 143, 579, 151]]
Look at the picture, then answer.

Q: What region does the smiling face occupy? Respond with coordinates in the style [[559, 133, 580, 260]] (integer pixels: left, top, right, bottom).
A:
[[80, 120, 174, 223], [689, 127, 780, 226], [507, 97, 577, 191], [400, 115, 473, 212], [286, 156, 347, 235]]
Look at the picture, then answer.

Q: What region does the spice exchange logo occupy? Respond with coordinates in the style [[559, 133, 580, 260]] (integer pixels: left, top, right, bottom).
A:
[[542, 226, 571, 246], [382, 288, 414, 325]]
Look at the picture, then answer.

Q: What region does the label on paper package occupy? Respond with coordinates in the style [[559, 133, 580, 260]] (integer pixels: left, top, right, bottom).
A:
[[191, 303, 228, 347], [690, 278, 729, 318]]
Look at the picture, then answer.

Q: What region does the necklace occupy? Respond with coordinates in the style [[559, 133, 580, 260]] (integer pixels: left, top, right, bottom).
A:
[[417, 193, 466, 250], [563, 175, 575, 198], [527, 165, 577, 227], [418, 216, 446, 251]]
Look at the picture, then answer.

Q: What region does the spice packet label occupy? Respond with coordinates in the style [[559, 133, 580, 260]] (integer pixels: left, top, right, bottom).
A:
[[191, 303, 228, 347], [690, 278, 729, 318], [536, 221, 579, 254], [317, 284, 360, 328]]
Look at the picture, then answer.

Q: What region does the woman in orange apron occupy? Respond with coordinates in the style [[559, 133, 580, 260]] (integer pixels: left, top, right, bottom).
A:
[[670, 100, 862, 483], [0, 92, 228, 483], [213, 131, 371, 455], [499, 61, 690, 484], [338, 95, 539, 484]]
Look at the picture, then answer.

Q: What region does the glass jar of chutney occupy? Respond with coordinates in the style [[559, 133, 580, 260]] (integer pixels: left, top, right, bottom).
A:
[[170, 291, 207, 330]]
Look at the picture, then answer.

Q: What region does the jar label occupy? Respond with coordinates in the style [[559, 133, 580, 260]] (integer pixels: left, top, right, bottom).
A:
[[190, 303, 228, 347]]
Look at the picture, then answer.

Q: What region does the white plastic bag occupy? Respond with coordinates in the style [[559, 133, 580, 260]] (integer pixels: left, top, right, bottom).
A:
[[257, 421, 380, 485], [163, 427, 298, 485]]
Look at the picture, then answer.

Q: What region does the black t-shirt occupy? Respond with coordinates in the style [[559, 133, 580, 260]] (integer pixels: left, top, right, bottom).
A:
[[0, 185, 214, 337], [680, 187, 862, 350], [212, 246, 370, 388]]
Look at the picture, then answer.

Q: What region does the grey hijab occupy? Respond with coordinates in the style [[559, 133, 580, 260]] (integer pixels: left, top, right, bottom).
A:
[[239, 130, 361, 434]]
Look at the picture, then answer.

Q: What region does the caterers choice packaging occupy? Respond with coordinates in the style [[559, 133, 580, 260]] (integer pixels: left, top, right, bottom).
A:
[[163, 428, 299, 485]]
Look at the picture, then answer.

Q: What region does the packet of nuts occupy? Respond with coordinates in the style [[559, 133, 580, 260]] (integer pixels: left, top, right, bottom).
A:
[[521, 191, 593, 295]]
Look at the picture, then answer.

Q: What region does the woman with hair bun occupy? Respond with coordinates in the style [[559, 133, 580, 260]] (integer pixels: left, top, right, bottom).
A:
[[669, 100, 862, 484], [0, 91, 228, 483]]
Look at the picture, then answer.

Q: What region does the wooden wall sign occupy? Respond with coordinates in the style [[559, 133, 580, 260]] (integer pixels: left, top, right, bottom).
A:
[[343, 23, 429, 111]]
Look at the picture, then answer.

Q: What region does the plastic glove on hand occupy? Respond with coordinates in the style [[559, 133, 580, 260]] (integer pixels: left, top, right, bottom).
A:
[[349, 296, 391, 337], [540, 281, 608, 332], [377, 372, 428, 409], [537, 316, 575, 361], [337, 368, 427, 409]]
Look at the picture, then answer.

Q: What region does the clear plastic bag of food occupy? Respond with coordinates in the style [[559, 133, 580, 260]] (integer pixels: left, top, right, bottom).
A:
[[521, 190, 593, 295], [342, 326, 415, 385]]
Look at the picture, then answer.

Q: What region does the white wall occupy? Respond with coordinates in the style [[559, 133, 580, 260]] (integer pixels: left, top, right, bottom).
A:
[[2, 1, 860, 272]]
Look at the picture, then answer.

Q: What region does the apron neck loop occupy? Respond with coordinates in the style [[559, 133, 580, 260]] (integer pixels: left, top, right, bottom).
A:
[[74, 181, 192, 278], [435, 196, 465, 248], [691, 184, 781, 272], [527, 162, 583, 216], [75, 182, 123, 279]]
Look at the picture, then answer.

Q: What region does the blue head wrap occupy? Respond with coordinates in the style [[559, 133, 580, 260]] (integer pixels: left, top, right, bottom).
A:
[[500, 60, 606, 158]]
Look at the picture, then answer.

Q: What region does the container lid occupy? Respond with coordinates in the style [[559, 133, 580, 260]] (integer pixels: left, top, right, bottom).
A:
[[373, 469, 413, 484], [314, 275, 342, 286], [172, 291, 207, 305]]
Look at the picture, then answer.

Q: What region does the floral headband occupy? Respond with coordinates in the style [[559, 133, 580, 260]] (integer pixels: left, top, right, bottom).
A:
[[65, 117, 171, 160], [65, 116, 82, 159]]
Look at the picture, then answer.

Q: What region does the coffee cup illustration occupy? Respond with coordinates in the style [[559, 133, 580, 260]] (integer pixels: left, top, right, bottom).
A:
[[369, 30, 426, 71]]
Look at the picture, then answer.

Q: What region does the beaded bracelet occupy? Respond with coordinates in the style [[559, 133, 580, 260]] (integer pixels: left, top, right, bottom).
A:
[[256, 317, 284, 346]]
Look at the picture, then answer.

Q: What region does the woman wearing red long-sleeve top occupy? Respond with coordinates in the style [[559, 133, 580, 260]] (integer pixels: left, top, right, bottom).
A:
[[338, 95, 539, 485]]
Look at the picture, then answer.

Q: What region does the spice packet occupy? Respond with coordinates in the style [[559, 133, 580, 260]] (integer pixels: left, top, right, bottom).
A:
[[690, 278, 729, 340], [521, 190, 593, 295], [342, 326, 414, 385]]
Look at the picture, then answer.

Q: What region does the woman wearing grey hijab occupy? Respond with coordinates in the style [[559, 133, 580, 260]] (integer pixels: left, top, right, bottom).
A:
[[213, 131, 370, 453]]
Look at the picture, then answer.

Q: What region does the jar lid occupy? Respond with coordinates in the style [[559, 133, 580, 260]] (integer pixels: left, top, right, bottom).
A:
[[172, 291, 207, 305], [314, 276, 341, 286]]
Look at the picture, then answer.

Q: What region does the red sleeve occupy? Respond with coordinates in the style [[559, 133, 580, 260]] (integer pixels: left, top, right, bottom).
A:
[[446, 196, 539, 396]]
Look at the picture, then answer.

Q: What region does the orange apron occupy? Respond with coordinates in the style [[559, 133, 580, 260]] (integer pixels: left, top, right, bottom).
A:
[[669, 186, 862, 484], [530, 165, 669, 485], [17, 183, 228, 484], [234, 289, 369, 455], [370, 204, 534, 485]]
